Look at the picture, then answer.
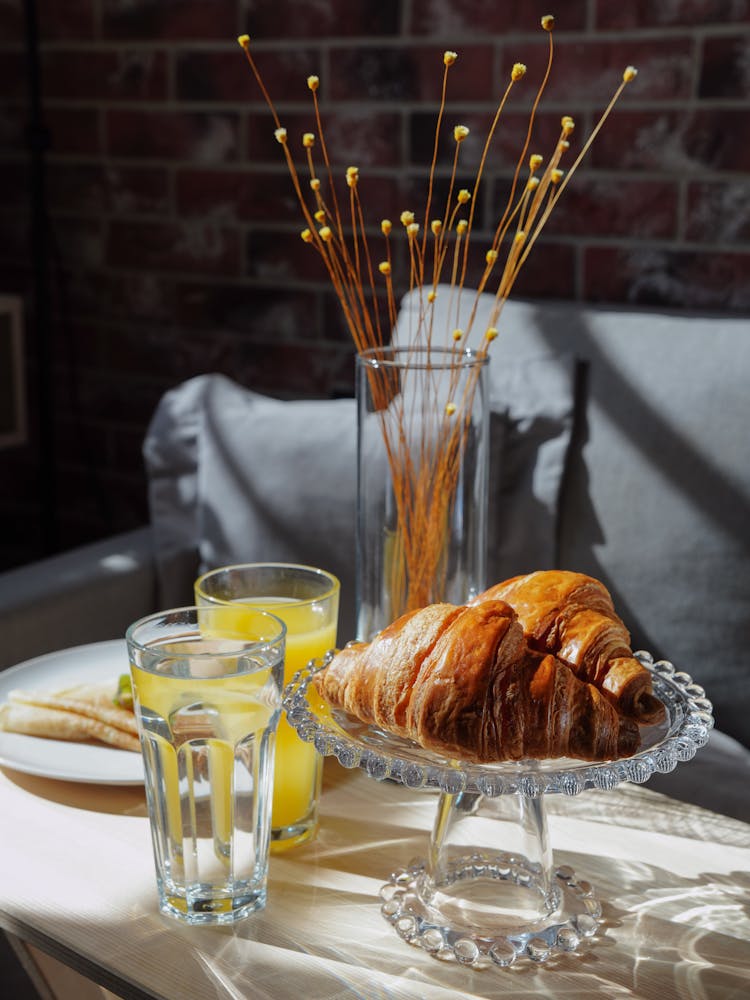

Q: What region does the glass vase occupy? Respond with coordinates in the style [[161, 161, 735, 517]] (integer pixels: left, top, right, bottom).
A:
[[356, 346, 489, 641]]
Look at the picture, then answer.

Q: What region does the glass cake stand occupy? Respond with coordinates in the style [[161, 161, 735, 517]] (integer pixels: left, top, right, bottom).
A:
[[283, 652, 714, 968]]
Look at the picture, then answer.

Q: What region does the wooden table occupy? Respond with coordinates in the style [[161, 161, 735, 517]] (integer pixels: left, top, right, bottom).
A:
[[1, 758, 749, 1000]]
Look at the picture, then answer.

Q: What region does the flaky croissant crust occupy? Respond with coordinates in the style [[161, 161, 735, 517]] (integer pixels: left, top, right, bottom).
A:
[[316, 598, 640, 763], [473, 571, 665, 724]]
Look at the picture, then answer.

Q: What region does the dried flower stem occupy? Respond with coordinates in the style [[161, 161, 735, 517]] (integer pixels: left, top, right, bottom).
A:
[[237, 23, 636, 614]]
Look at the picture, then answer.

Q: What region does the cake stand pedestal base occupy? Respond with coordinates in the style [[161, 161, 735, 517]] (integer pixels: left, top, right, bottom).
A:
[[379, 788, 601, 967]]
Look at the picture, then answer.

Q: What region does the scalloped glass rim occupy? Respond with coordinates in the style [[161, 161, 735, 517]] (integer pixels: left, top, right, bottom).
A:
[[282, 651, 715, 798]]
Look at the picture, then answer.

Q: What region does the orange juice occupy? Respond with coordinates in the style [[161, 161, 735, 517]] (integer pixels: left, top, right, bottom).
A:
[[206, 597, 336, 850]]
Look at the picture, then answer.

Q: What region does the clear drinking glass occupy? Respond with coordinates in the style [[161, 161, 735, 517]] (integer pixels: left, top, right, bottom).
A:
[[194, 563, 340, 850], [126, 605, 286, 925]]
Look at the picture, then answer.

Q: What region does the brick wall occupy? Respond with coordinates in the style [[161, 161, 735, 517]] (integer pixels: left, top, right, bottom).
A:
[[0, 0, 748, 569]]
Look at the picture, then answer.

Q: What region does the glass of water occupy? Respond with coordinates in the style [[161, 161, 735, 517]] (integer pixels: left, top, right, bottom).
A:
[[126, 605, 285, 925]]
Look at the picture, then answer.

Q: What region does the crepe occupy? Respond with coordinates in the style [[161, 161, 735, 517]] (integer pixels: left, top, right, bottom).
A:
[[0, 685, 140, 752]]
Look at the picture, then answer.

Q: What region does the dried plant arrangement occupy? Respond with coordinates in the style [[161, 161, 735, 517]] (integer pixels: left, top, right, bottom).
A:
[[238, 17, 637, 617]]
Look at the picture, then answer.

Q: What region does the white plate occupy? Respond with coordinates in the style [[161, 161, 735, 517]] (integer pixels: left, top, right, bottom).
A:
[[0, 639, 144, 785]]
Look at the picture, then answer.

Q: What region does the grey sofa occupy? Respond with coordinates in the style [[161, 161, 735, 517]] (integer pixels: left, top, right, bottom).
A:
[[1, 293, 748, 820]]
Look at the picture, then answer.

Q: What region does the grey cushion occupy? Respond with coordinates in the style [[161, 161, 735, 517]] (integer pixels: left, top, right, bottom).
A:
[[143, 360, 576, 644], [401, 288, 750, 748]]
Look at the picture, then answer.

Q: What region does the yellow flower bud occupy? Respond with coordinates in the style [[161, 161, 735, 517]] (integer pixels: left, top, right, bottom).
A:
[[511, 62, 526, 81], [457, 189, 470, 204], [314, 209, 326, 223], [561, 115, 575, 134], [431, 219, 442, 235], [550, 168, 564, 184], [456, 219, 468, 235], [237, 34, 250, 47], [445, 402, 457, 417], [452, 328, 463, 342], [400, 210, 415, 226], [427, 290, 437, 302], [485, 327, 498, 342], [302, 132, 315, 148], [526, 176, 540, 191], [623, 65, 638, 83], [514, 230, 526, 244], [319, 226, 332, 242], [444, 50, 458, 66], [485, 249, 498, 264], [378, 261, 391, 275], [346, 166, 359, 187], [300, 228, 313, 243], [307, 75, 319, 92], [541, 15, 555, 31], [274, 127, 288, 144], [381, 219, 392, 235], [310, 178, 321, 191], [559, 139, 570, 150], [454, 124, 470, 143], [406, 222, 419, 238], [529, 153, 544, 171]]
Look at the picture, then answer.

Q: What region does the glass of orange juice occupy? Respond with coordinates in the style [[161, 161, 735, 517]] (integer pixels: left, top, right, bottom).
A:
[[195, 563, 339, 851]]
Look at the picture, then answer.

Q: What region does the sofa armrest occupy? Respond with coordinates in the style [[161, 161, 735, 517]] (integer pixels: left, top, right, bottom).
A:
[[0, 528, 158, 670]]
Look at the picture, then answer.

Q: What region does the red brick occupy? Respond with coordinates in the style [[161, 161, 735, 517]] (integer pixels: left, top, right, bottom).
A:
[[54, 415, 111, 467], [591, 109, 750, 173], [246, 110, 403, 169], [542, 177, 679, 239], [49, 218, 105, 268], [0, 161, 28, 206], [106, 109, 240, 161], [0, 105, 25, 152], [321, 288, 358, 344], [232, 47, 328, 110], [46, 163, 169, 215], [497, 240, 576, 300], [596, 0, 750, 29], [62, 272, 176, 324], [686, 181, 750, 244], [52, 461, 149, 540], [46, 107, 101, 155], [409, 110, 565, 174], [36, 0, 96, 39], [100, 322, 184, 375], [0, 0, 23, 42], [0, 212, 31, 261], [0, 51, 25, 101], [111, 425, 151, 473], [176, 169, 301, 222], [329, 44, 495, 103], [242, 0, 399, 39], [69, 366, 173, 425], [332, 174, 407, 229], [230, 339, 355, 398], [699, 35, 750, 99], [177, 47, 320, 104], [498, 36, 693, 104], [410, 1, 587, 35], [245, 226, 324, 283], [107, 220, 241, 275], [106, 275, 176, 324], [175, 281, 318, 334], [583, 245, 750, 310], [101, 0, 237, 39], [42, 50, 168, 102]]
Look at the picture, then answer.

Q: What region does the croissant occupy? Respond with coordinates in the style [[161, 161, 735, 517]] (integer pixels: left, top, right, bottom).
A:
[[315, 600, 639, 763], [473, 571, 664, 724]]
